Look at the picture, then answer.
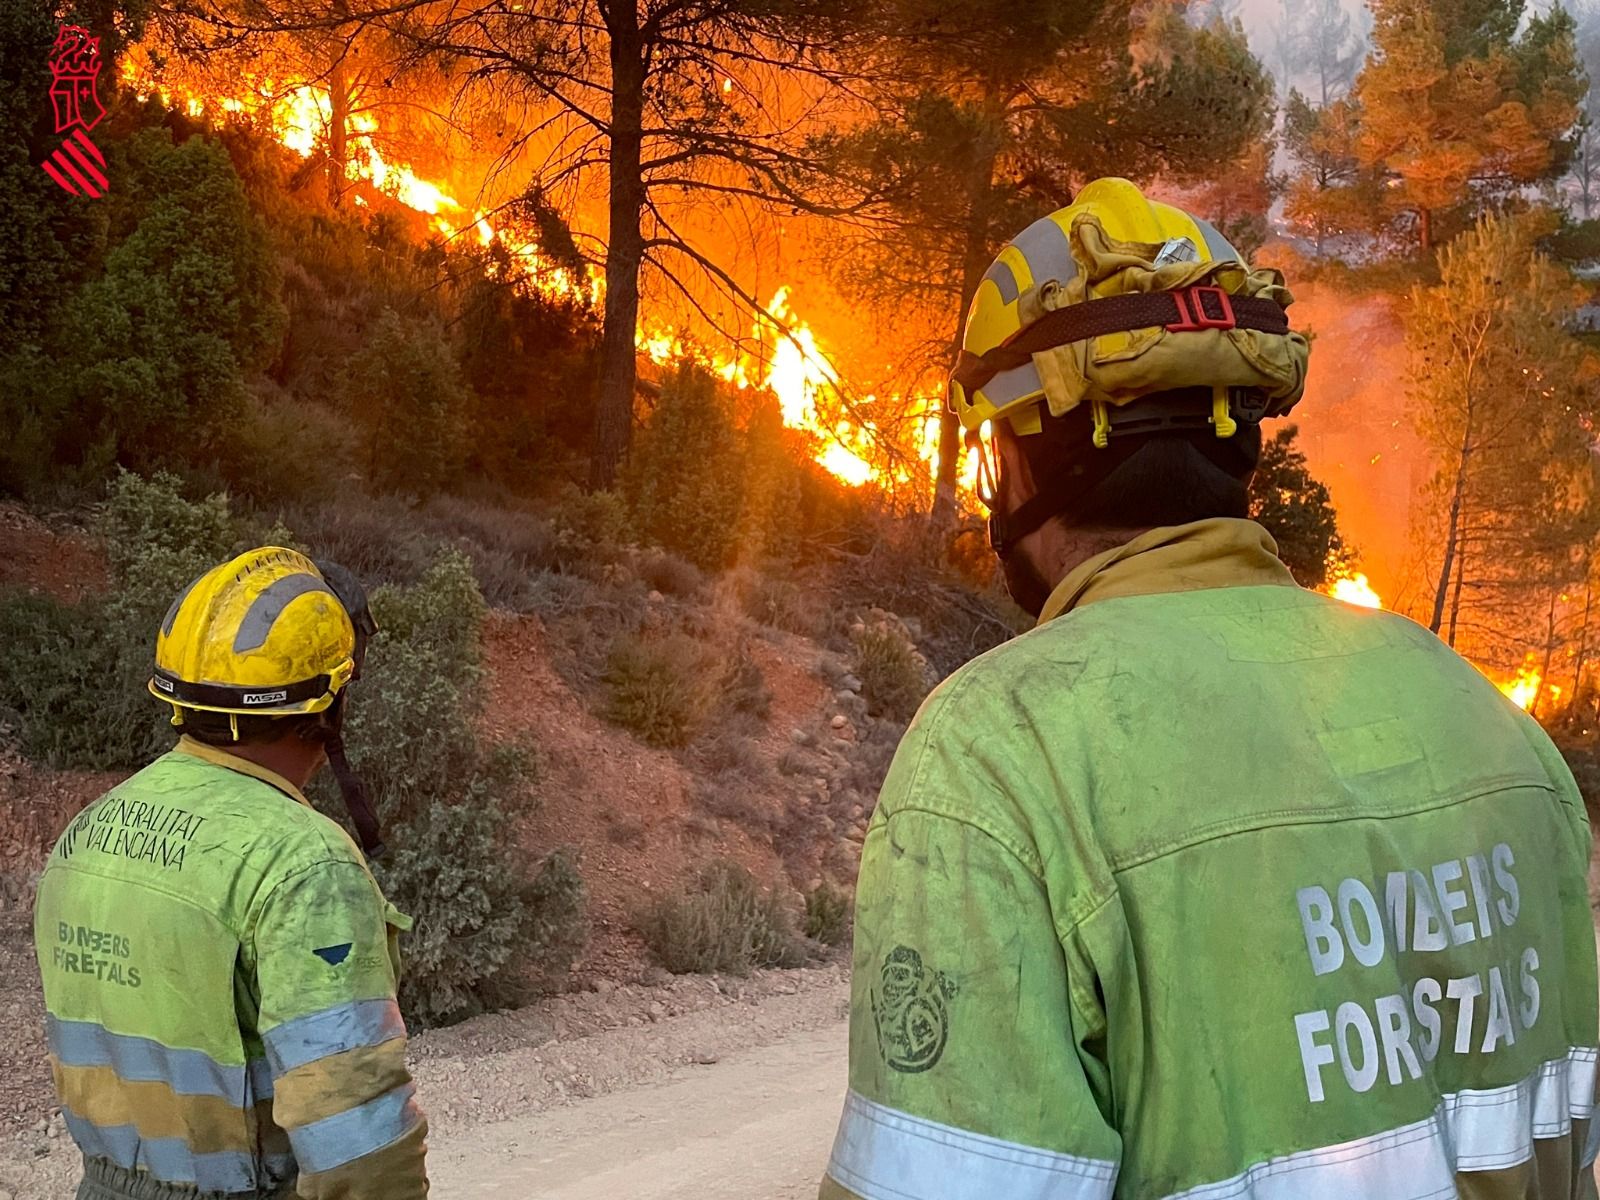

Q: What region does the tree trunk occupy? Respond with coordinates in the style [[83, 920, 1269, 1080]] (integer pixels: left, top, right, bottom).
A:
[[930, 140, 1002, 536], [328, 59, 350, 209], [1446, 510, 1468, 647], [1573, 566, 1594, 721], [1418, 205, 1433, 255], [1430, 422, 1472, 636], [1532, 586, 1560, 720], [589, 3, 646, 492]]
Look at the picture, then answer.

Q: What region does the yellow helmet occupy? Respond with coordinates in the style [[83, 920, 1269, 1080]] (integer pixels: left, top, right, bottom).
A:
[[950, 177, 1308, 451], [149, 547, 358, 719]]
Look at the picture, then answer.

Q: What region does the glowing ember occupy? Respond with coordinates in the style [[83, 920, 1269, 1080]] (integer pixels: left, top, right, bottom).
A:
[[1327, 572, 1382, 609]]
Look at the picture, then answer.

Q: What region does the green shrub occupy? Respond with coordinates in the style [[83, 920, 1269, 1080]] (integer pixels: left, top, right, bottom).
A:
[[636, 550, 705, 599], [623, 361, 744, 571], [728, 568, 818, 637], [692, 723, 765, 775], [851, 621, 928, 723], [381, 796, 529, 1024], [283, 497, 440, 588], [0, 472, 239, 768], [345, 308, 469, 500], [804, 883, 852, 947], [328, 552, 572, 1025], [521, 848, 589, 993], [603, 630, 721, 747], [641, 861, 808, 975], [694, 772, 778, 835], [717, 644, 772, 721], [550, 486, 631, 570]]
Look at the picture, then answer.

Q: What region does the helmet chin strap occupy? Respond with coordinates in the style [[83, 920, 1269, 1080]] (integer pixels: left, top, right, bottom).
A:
[[313, 560, 385, 860], [327, 730, 385, 858]]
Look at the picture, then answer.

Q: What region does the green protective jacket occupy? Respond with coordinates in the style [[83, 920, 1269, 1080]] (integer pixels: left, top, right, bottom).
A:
[[34, 737, 428, 1200], [820, 519, 1600, 1200]]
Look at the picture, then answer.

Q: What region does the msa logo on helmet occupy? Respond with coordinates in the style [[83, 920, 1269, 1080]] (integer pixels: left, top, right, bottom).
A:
[[151, 676, 174, 694], [242, 690, 289, 706]]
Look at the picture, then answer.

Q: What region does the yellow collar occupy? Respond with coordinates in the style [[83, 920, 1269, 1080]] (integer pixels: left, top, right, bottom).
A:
[[1037, 518, 1297, 625], [174, 736, 312, 807]]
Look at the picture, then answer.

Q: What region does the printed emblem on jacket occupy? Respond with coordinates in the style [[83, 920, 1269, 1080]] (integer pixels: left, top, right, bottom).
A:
[[872, 945, 958, 1074]]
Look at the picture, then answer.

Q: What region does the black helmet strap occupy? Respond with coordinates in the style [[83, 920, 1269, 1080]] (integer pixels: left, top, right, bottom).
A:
[[313, 560, 386, 860]]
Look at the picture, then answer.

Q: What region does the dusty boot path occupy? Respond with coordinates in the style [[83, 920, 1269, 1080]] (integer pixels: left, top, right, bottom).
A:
[[433, 1021, 845, 1199]]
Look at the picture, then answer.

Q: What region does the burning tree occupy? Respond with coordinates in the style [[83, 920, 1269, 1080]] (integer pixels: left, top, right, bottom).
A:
[[1408, 211, 1600, 677], [383, 0, 875, 491], [818, 1, 1276, 532]]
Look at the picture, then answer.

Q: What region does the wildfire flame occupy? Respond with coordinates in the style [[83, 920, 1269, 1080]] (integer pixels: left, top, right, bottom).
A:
[[1328, 572, 1382, 609], [1322, 574, 1557, 714], [122, 58, 957, 493], [1498, 663, 1543, 711]]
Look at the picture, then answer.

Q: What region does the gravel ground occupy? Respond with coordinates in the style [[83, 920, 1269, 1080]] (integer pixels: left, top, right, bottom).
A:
[[0, 963, 849, 1200]]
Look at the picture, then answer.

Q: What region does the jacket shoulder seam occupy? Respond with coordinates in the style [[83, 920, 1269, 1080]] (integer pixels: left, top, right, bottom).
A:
[[1111, 775, 1559, 875], [878, 803, 1048, 885], [43, 859, 246, 943]]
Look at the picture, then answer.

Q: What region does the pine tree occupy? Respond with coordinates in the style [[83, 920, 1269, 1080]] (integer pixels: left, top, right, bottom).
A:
[[623, 360, 745, 571], [1247, 425, 1350, 589], [1313, 0, 1585, 254], [1406, 212, 1599, 651]]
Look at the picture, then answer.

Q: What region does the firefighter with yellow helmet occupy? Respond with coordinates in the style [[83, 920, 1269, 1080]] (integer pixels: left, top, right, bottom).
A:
[[34, 548, 429, 1200], [820, 179, 1600, 1198]]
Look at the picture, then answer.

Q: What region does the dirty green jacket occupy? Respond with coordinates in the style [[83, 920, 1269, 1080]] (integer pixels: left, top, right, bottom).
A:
[[821, 519, 1599, 1200], [34, 738, 428, 1199]]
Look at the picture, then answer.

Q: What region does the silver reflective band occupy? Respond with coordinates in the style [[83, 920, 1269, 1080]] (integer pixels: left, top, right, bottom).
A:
[[826, 1089, 1117, 1200], [263, 997, 406, 1075], [64, 1111, 296, 1194], [1164, 1047, 1600, 1200], [233, 573, 336, 653], [290, 1080, 423, 1173], [48, 1016, 265, 1102]]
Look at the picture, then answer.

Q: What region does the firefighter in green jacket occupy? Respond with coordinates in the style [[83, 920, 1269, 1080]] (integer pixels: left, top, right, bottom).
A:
[[820, 178, 1600, 1199], [35, 548, 428, 1199]]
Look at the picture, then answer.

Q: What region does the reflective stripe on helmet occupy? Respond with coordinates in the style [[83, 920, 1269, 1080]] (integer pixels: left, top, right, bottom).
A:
[[233, 573, 337, 653]]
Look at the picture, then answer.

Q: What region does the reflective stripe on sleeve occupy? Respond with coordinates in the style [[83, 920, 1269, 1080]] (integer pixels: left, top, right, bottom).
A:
[[826, 1089, 1118, 1200], [286, 1080, 423, 1173], [63, 1111, 295, 1194], [1163, 1047, 1600, 1200], [262, 998, 406, 1076], [47, 1016, 259, 1101]]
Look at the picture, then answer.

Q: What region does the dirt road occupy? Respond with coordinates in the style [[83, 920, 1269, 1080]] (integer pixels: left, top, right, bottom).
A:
[[0, 966, 851, 1200], [432, 1022, 844, 1199]]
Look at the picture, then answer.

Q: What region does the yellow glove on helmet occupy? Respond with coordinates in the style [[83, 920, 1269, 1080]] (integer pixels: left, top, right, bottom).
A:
[[950, 177, 1309, 456]]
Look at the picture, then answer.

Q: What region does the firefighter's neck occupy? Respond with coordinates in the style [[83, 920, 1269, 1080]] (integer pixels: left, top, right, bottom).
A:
[[1028, 519, 1140, 586], [228, 735, 328, 791]]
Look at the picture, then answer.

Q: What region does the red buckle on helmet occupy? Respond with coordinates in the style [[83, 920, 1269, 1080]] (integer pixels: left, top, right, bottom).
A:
[[1166, 286, 1236, 332]]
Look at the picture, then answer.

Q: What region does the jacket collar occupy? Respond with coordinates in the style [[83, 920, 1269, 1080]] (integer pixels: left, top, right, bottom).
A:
[[1038, 518, 1297, 624], [173, 735, 312, 807]]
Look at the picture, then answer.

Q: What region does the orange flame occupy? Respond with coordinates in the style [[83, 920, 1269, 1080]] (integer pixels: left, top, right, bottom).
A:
[[120, 58, 968, 496], [1327, 572, 1382, 609]]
